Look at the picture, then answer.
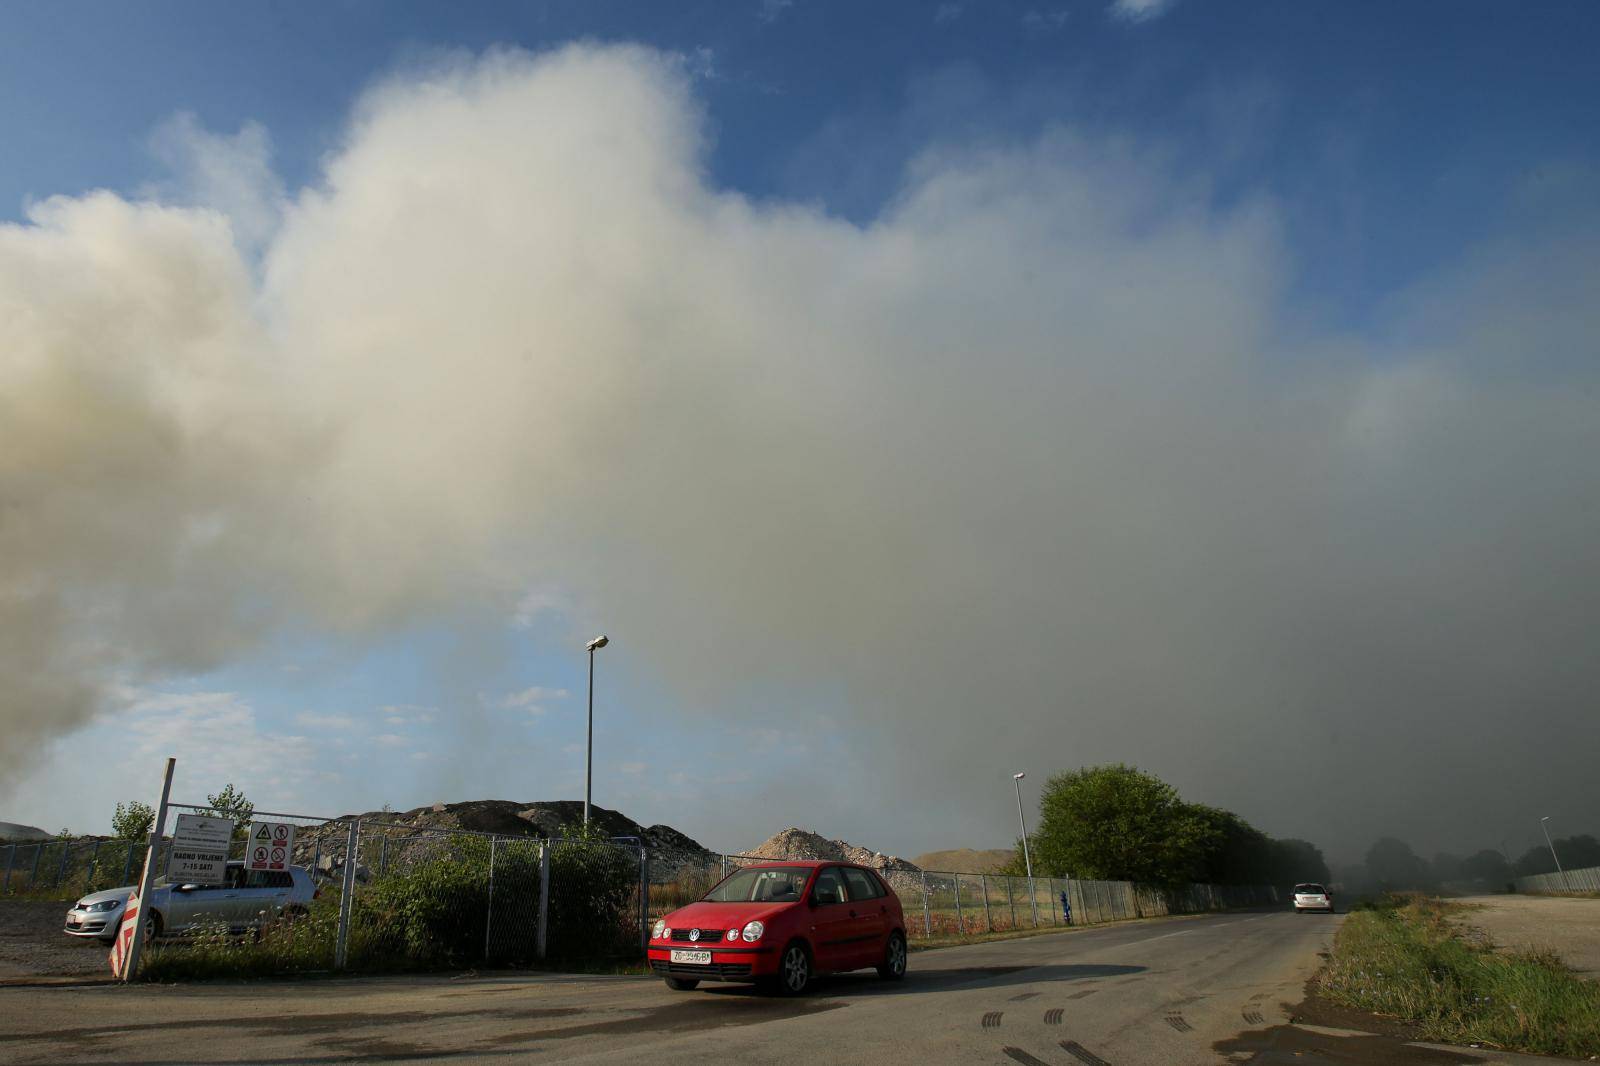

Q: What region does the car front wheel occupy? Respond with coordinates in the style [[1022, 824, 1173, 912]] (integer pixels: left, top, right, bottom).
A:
[[775, 942, 812, 996], [877, 931, 907, 980], [664, 977, 700, 991]]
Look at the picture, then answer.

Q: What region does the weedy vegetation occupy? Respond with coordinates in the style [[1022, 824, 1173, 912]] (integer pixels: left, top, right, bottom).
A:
[[1321, 894, 1600, 1058]]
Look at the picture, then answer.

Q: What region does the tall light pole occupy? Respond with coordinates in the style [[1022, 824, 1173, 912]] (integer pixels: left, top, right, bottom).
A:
[[1541, 816, 1570, 891], [1014, 772, 1039, 926], [584, 635, 609, 827]]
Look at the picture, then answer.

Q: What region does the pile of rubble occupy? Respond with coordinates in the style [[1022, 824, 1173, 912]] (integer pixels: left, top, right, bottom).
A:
[[289, 799, 717, 881], [737, 827, 924, 892]]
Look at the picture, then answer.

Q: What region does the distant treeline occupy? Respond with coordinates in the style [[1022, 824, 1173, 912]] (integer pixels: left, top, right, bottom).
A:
[[1004, 764, 1329, 888], [1347, 834, 1600, 893]]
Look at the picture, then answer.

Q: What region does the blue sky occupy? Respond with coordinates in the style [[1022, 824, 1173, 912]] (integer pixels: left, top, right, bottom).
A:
[[3, 1, 1598, 866]]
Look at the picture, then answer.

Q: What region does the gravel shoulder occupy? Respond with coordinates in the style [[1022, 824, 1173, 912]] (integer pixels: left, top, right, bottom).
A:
[[1455, 894, 1600, 976], [0, 900, 110, 980]]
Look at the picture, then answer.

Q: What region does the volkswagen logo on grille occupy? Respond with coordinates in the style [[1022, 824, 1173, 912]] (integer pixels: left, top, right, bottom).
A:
[[689, 928, 701, 942]]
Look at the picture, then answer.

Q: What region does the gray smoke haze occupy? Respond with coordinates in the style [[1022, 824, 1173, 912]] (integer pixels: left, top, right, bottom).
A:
[[3, 45, 1597, 859]]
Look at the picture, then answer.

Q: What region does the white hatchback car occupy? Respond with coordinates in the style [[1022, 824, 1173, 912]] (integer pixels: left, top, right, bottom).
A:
[[64, 861, 316, 943], [1292, 882, 1334, 913]]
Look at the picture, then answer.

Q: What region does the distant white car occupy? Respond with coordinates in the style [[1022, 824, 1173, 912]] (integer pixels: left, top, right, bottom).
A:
[[63, 861, 316, 943], [1292, 882, 1334, 914]]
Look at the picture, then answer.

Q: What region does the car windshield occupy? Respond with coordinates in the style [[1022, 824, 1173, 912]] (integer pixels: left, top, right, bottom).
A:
[[1295, 884, 1326, 894], [702, 866, 810, 903]]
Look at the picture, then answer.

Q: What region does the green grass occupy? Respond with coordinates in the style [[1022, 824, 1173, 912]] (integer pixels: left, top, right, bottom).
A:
[[1321, 895, 1600, 1058]]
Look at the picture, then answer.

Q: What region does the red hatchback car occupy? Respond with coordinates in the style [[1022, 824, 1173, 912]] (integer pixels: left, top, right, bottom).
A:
[[649, 861, 908, 995]]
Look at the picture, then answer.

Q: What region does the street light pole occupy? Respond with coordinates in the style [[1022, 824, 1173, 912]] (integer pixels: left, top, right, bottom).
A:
[[1014, 772, 1038, 926], [584, 636, 609, 827], [1541, 816, 1571, 891]]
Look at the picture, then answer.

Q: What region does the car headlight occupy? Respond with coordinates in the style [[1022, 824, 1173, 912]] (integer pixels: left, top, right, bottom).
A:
[[726, 928, 739, 941], [662, 926, 673, 941], [84, 900, 121, 913], [652, 919, 666, 940], [742, 920, 764, 942]]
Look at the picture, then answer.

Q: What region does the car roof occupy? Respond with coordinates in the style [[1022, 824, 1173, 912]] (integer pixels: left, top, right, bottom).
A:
[[740, 859, 865, 870]]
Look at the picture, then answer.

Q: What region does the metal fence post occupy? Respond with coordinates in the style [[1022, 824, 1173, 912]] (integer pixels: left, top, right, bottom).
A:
[[334, 820, 359, 970], [3, 845, 13, 892], [1006, 875, 1017, 929], [54, 842, 71, 886], [1049, 878, 1058, 925], [380, 836, 389, 877], [639, 846, 649, 954], [536, 842, 550, 960], [29, 843, 42, 888], [121, 843, 135, 885], [85, 842, 102, 893], [953, 873, 963, 934], [484, 837, 498, 962], [919, 871, 932, 937], [980, 873, 992, 932]]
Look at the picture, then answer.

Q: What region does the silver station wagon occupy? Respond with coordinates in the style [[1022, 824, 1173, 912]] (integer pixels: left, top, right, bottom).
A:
[[63, 860, 317, 943]]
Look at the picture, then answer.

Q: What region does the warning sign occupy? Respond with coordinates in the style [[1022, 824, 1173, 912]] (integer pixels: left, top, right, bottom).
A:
[[108, 889, 141, 978], [245, 821, 296, 871]]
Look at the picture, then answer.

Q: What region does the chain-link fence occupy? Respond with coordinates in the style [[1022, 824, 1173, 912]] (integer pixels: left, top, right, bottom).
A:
[[64, 805, 654, 978], [2, 838, 148, 897], [1515, 865, 1600, 895], [648, 851, 1279, 943], [7, 816, 1280, 980]]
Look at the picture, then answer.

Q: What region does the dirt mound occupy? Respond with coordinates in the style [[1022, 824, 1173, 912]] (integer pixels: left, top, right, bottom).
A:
[[739, 827, 923, 891], [912, 848, 1016, 874], [293, 800, 716, 879], [0, 822, 50, 842]]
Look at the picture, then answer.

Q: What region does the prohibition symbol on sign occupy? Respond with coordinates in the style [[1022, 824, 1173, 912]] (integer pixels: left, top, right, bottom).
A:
[[246, 821, 296, 872]]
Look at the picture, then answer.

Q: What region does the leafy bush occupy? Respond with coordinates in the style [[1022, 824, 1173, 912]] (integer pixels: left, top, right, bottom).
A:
[[547, 828, 639, 959]]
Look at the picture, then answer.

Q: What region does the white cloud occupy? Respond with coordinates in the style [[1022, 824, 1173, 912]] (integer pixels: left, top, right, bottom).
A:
[[1, 44, 1597, 861], [373, 733, 409, 747], [1109, 0, 1176, 22], [146, 112, 287, 251], [294, 711, 356, 730], [934, 3, 963, 24], [1022, 8, 1069, 32], [511, 587, 566, 629], [378, 705, 437, 727], [493, 686, 569, 713], [757, 0, 792, 23]]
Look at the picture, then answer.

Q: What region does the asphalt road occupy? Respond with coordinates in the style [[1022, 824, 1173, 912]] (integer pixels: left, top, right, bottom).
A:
[[0, 910, 1573, 1065]]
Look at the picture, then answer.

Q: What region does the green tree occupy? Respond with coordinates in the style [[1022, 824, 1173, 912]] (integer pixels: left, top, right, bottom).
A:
[[1021, 764, 1218, 885], [111, 800, 155, 840], [206, 783, 255, 836], [1270, 838, 1331, 887], [1364, 837, 1431, 891], [1460, 849, 1511, 886]]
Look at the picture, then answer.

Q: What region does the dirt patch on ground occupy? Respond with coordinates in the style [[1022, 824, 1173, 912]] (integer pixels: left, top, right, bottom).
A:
[[1214, 971, 1483, 1065], [1453, 894, 1600, 976], [0, 900, 110, 980]]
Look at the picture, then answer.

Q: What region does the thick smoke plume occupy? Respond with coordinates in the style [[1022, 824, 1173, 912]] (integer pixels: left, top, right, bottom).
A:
[[3, 45, 1597, 857]]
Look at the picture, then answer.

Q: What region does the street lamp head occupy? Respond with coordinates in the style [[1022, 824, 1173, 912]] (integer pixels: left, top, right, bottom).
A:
[[586, 635, 610, 651], [1013, 772, 1025, 780]]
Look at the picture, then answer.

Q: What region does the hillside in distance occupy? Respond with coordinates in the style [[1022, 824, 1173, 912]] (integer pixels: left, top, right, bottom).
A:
[[912, 848, 1017, 874]]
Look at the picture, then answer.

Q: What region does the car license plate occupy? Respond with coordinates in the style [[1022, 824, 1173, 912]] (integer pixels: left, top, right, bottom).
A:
[[670, 949, 712, 965]]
